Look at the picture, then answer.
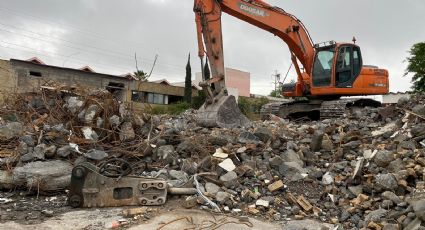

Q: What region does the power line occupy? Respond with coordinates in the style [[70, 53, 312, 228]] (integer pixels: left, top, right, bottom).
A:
[[0, 7, 152, 51], [0, 6, 271, 76], [0, 6, 193, 67], [0, 42, 129, 73], [0, 41, 181, 81], [0, 23, 187, 72], [0, 22, 137, 61], [0, 7, 278, 80]]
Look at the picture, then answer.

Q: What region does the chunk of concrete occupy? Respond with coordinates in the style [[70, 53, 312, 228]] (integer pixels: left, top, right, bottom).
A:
[[11, 160, 72, 191], [119, 122, 135, 141], [218, 158, 236, 172], [85, 149, 108, 161], [0, 122, 23, 139], [310, 131, 324, 152]]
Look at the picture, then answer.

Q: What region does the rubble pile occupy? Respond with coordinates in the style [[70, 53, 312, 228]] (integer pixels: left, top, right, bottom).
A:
[[0, 86, 425, 229], [0, 85, 162, 191]]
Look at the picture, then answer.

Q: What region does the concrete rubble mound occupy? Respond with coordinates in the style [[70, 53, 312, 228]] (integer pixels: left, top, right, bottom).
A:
[[0, 86, 425, 229]]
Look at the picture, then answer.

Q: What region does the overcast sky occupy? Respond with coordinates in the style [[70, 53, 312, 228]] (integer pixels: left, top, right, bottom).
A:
[[0, 0, 424, 94]]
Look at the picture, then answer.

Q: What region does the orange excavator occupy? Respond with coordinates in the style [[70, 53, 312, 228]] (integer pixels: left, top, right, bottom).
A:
[[194, 0, 389, 127]]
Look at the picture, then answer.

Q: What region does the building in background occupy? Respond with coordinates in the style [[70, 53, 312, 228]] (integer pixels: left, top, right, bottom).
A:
[[131, 79, 199, 106], [0, 57, 198, 108], [195, 67, 250, 99]]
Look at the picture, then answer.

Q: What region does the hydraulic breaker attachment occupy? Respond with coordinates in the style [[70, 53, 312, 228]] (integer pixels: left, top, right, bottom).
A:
[[68, 162, 167, 208]]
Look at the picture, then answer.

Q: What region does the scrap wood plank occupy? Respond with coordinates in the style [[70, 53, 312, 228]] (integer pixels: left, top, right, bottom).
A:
[[296, 195, 313, 212]]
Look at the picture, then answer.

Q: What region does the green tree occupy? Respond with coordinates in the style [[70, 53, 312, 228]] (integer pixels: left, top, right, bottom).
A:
[[405, 42, 425, 92], [184, 53, 192, 103], [269, 90, 280, 97], [204, 58, 211, 80]]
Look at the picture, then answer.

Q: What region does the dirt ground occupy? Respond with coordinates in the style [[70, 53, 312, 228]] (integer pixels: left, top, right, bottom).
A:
[[0, 192, 334, 230]]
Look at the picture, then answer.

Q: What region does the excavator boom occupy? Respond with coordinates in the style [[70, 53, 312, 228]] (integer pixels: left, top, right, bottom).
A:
[[194, 0, 315, 95]]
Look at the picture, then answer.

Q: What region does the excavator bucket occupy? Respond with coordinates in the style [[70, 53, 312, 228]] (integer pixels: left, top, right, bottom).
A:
[[197, 95, 250, 128]]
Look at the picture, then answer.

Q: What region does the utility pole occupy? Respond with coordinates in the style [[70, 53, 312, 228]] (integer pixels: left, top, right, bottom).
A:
[[272, 70, 281, 97]]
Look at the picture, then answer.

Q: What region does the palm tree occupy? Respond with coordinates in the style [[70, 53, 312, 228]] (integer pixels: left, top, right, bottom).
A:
[[134, 70, 148, 81]]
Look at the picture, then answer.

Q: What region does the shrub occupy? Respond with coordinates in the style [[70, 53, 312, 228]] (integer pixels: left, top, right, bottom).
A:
[[150, 102, 190, 115], [238, 97, 269, 120], [191, 91, 206, 109]]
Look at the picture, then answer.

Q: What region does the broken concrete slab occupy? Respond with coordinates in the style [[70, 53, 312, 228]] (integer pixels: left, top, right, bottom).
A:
[[3, 160, 73, 191]]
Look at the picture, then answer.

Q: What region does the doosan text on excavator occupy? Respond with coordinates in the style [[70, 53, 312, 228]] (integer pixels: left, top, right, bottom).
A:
[[193, 0, 389, 127]]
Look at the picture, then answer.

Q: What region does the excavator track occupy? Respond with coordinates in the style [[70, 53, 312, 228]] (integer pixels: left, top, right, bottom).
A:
[[319, 100, 350, 119], [261, 98, 381, 120]]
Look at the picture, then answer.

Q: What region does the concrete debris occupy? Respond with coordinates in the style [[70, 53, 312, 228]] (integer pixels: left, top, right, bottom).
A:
[[238, 131, 260, 144], [1, 87, 425, 229], [108, 115, 121, 127], [372, 122, 396, 136], [352, 157, 365, 179], [363, 149, 377, 159], [412, 200, 425, 221], [215, 191, 231, 204], [322, 172, 334, 185], [212, 148, 228, 159], [119, 122, 135, 141], [57, 145, 72, 158], [218, 158, 236, 172], [375, 173, 398, 191], [0, 122, 23, 139], [84, 149, 108, 161], [255, 199, 270, 208], [374, 150, 394, 167], [1, 160, 72, 191], [84, 104, 99, 123], [205, 182, 221, 195], [65, 96, 83, 113], [219, 171, 237, 182], [81, 126, 98, 141], [310, 131, 324, 152]]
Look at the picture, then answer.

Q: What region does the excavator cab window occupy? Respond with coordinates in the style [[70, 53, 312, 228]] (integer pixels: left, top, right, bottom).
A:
[[312, 46, 335, 87], [336, 45, 362, 88]]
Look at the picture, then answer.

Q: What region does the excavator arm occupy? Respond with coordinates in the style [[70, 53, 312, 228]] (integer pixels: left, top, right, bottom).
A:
[[194, 0, 315, 99]]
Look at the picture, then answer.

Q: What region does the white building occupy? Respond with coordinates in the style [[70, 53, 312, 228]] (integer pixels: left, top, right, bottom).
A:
[[382, 92, 411, 105]]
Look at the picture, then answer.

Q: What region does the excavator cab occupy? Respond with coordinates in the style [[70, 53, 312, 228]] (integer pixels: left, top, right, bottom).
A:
[[309, 42, 388, 96], [312, 43, 362, 89]]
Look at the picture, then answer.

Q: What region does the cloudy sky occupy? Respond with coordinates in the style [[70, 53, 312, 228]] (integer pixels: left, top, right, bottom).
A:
[[0, 0, 424, 94]]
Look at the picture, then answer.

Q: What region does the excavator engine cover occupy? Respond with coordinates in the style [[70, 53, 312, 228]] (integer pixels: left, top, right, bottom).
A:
[[68, 162, 167, 208], [197, 95, 250, 128]]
